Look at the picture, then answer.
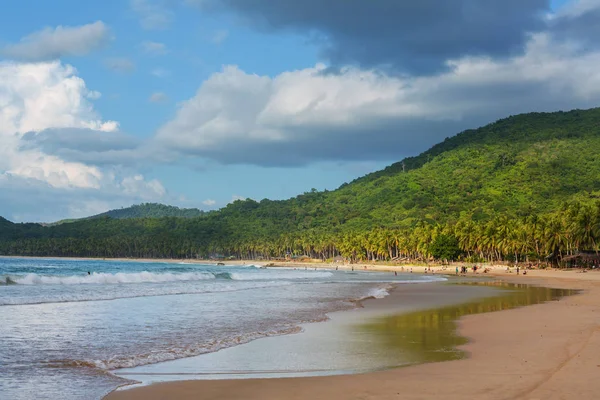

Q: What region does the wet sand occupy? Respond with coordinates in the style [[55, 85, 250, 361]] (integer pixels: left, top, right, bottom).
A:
[[110, 282, 502, 384], [105, 271, 600, 400]]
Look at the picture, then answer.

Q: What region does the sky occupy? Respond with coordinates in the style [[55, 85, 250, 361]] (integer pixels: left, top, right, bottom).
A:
[[0, 0, 599, 222]]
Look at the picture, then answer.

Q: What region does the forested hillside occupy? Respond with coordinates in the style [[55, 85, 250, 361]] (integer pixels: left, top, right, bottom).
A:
[[47, 203, 205, 226], [92, 203, 205, 219], [2, 108, 600, 263]]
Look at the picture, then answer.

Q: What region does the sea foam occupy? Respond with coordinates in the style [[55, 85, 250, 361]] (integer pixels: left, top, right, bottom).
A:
[[12, 271, 216, 285], [7, 269, 334, 286]]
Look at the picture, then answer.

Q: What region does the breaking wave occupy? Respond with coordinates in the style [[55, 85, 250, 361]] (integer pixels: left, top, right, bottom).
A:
[[48, 326, 304, 372], [3, 270, 333, 286], [366, 287, 391, 299]]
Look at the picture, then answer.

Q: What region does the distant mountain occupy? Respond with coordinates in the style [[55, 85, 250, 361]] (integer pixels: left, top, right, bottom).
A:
[[91, 203, 205, 219], [46, 203, 206, 226]]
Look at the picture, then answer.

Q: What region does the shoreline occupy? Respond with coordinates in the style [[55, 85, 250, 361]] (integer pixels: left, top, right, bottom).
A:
[[0, 254, 543, 275], [104, 271, 600, 400]]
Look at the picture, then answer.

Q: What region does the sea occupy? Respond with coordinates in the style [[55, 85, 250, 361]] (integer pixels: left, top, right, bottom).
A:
[[0, 257, 445, 400]]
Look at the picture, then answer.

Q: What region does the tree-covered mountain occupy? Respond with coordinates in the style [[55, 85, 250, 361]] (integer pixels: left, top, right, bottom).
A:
[[46, 203, 206, 225], [91, 203, 205, 219], [2, 108, 600, 263]]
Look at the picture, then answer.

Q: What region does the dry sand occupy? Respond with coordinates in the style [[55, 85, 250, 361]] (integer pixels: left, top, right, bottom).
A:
[[105, 270, 600, 400]]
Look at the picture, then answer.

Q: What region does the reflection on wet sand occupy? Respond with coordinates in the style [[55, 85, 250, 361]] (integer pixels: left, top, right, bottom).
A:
[[357, 283, 577, 366]]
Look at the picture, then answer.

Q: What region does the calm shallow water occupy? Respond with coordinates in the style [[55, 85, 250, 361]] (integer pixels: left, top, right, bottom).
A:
[[113, 282, 576, 387], [0, 257, 442, 400]]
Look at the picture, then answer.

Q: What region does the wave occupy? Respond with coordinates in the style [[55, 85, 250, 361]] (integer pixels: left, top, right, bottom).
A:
[[3, 269, 334, 286], [47, 326, 303, 371], [0, 281, 294, 306], [366, 287, 391, 299], [9, 271, 217, 285], [228, 271, 333, 281]]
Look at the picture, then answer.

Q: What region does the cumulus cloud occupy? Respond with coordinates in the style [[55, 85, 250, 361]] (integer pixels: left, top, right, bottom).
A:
[[120, 174, 166, 197], [187, 0, 550, 73], [154, 30, 600, 166], [0, 61, 168, 221], [19, 128, 143, 167], [151, 68, 170, 78], [141, 41, 167, 55], [2, 21, 109, 61], [131, 0, 173, 30], [202, 199, 216, 206], [149, 92, 168, 103], [104, 57, 135, 73]]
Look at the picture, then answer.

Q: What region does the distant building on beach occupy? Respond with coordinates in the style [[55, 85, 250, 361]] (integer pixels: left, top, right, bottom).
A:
[[561, 251, 600, 268]]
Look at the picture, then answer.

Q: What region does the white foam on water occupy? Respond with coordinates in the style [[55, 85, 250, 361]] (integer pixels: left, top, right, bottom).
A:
[[367, 287, 391, 299], [12, 271, 216, 285], [228, 271, 333, 280], [93, 326, 303, 371]]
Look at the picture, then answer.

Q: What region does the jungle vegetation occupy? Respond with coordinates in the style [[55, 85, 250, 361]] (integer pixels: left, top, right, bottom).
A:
[[2, 108, 600, 264]]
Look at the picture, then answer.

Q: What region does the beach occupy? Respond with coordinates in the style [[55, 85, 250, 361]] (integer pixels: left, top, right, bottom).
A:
[[105, 270, 600, 400]]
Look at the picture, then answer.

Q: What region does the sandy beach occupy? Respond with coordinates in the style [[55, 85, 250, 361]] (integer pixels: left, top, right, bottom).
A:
[[105, 269, 600, 400]]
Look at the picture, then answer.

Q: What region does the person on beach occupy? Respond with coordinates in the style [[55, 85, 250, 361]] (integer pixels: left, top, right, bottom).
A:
[[455, 266, 459, 275], [394, 271, 397, 276], [517, 266, 520, 275]]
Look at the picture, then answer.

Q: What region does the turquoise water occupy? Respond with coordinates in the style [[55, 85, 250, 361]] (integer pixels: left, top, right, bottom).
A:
[[0, 257, 444, 399]]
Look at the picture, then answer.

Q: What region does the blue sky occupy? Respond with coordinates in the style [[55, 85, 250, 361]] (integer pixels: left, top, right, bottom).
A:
[[0, 0, 598, 221]]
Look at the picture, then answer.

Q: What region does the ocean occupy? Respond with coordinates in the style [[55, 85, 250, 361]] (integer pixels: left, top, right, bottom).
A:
[[0, 257, 445, 400]]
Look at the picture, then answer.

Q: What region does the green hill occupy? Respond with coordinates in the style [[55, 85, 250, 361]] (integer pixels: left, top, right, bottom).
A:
[[46, 203, 206, 225], [2, 107, 600, 263], [91, 203, 205, 219]]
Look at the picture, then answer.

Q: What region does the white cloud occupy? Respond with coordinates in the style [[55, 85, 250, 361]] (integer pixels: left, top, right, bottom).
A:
[[230, 195, 246, 203], [551, 0, 600, 18], [131, 0, 173, 30], [105, 58, 135, 73], [202, 199, 216, 206], [2, 21, 109, 61], [0, 61, 168, 221], [211, 29, 229, 45], [87, 90, 102, 100], [120, 174, 166, 198], [154, 31, 600, 166], [141, 41, 167, 55], [149, 92, 168, 103], [151, 67, 170, 78]]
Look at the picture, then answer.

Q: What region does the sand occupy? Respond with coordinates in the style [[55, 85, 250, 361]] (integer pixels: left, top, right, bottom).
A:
[[104, 270, 600, 400]]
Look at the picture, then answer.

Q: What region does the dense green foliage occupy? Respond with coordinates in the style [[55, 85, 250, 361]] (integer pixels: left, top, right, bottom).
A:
[[2, 108, 600, 263], [92, 203, 206, 219], [46, 203, 206, 226], [429, 234, 461, 261]]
